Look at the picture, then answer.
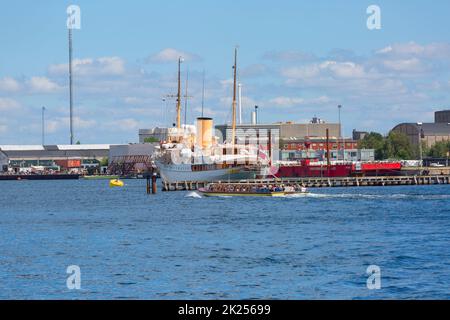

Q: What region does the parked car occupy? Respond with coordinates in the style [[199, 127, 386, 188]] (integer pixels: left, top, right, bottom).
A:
[[429, 163, 445, 167]]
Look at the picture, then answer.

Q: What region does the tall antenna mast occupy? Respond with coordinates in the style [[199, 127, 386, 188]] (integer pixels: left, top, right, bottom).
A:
[[231, 47, 238, 146], [201, 70, 205, 117], [238, 83, 242, 124], [68, 28, 74, 144], [184, 68, 189, 126], [176, 56, 183, 129]]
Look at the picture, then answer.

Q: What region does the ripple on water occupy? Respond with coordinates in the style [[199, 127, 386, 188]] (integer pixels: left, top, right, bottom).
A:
[[1, 181, 450, 299]]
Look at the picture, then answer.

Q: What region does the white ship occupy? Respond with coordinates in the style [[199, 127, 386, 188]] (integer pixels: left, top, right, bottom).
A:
[[154, 49, 268, 184], [155, 123, 263, 183]]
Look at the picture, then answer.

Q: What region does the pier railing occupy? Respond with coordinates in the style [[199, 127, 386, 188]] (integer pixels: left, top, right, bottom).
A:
[[162, 175, 450, 191]]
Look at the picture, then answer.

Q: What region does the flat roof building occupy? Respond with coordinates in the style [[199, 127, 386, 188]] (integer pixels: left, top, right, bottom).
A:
[[108, 143, 156, 175], [391, 110, 450, 148], [0, 151, 8, 171], [215, 122, 341, 143], [435, 110, 450, 123], [0, 144, 112, 160], [138, 128, 169, 143]]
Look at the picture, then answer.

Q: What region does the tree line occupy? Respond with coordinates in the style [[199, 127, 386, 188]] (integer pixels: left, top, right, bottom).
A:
[[359, 132, 450, 160]]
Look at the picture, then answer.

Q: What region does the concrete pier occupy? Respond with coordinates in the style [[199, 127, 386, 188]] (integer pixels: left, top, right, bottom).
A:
[[162, 175, 450, 191]]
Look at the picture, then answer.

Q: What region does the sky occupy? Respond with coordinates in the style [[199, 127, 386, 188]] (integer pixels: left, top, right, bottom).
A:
[[1, 0, 450, 144]]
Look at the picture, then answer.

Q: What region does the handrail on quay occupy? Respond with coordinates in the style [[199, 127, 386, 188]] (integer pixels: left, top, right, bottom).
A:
[[161, 175, 450, 191]]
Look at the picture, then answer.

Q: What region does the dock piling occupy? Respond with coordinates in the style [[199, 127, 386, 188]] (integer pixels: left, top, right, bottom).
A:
[[152, 173, 157, 194]]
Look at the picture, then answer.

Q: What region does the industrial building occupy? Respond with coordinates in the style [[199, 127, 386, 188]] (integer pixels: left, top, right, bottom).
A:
[[391, 110, 450, 148], [280, 137, 373, 161], [0, 151, 8, 172], [215, 121, 374, 162], [215, 121, 340, 143], [0, 144, 112, 172], [138, 128, 169, 143], [435, 110, 450, 124], [108, 143, 156, 175], [352, 129, 369, 141]]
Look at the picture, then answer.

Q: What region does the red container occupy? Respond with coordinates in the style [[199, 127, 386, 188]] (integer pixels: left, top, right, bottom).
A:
[[55, 159, 81, 168]]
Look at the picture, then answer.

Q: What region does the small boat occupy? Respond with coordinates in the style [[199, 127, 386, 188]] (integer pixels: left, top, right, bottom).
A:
[[198, 188, 286, 197], [109, 179, 124, 187], [197, 183, 307, 197], [283, 185, 308, 195]]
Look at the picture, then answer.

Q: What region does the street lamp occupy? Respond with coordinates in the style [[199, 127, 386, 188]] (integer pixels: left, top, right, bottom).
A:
[[417, 122, 423, 171], [254, 105, 259, 124], [42, 106, 46, 145]]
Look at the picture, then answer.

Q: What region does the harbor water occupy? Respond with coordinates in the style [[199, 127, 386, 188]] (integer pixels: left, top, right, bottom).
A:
[[0, 179, 449, 299]]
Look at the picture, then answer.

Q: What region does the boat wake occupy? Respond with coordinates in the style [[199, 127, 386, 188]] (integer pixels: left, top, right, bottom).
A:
[[184, 191, 202, 198], [300, 193, 450, 200]]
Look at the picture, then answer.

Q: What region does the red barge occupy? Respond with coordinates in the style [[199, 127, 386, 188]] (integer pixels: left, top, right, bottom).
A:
[[274, 159, 403, 178]]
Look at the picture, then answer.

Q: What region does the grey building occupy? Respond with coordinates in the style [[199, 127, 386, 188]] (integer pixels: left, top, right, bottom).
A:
[[352, 129, 368, 141], [391, 110, 450, 148], [0, 144, 112, 169], [280, 122, 340, 139], [435, 110, 450, 123], [0, 145, 111, 161], [138, 128, 169, 143], [215, 123, 280, 144], [0, 151, 8, 171], [108, 143, 156, 175], [215, 122, 341, 143]]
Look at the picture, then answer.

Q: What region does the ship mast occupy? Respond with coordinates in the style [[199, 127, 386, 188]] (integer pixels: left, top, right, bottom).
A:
[[231, 47, 238, 146], [176, 56, 182, 129]]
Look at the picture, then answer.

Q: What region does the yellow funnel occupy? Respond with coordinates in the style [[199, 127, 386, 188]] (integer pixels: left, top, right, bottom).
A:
[[196, 117, 213, 149]]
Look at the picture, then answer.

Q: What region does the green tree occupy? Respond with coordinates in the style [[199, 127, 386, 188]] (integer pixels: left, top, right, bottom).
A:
[[144, 137, 160, 143], [427, 140, 450, 158], [99, 157, 109, 167], [359, 132, 385, 160], [383, 131, 414, 160]]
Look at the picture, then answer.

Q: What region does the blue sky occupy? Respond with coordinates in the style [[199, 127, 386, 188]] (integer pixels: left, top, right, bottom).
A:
[[1, 0, 450, 144]]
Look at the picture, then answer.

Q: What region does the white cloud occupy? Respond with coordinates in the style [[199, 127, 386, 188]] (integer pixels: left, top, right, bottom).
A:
[[282, 61, 365, 80], [376, 42, 450, 60], [282, 65, 321, 79], [0, 98, 21, 111], [0, 77, 21, 92], [123, 96, 144, 105], [269, 96, 331, 107], [120, 118, 140, 129], [96, 57, 125, 75], [104, 118, 141, 131], [72, 117, 97, 128], [147, 48, 200, 63], [240, 64, 268, 77], [48, 56, 125, 76], [28, 76, 60, 93], [263, 50, 316, 62], [325, 61, 365, 78], [381, 58, 425, 72]]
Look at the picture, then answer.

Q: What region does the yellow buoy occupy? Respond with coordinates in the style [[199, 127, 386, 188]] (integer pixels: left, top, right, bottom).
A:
[[109, 179, 124, 187]]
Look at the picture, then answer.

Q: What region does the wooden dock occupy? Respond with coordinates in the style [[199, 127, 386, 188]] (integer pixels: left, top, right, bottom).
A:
[[162, 175, 450, 191]]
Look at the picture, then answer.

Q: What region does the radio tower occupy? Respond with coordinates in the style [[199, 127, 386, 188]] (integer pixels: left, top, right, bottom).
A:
[[68, 28, 74, 145]]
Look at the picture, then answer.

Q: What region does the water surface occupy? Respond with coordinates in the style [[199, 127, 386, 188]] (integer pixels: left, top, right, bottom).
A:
[[0, 180, 449, 299]]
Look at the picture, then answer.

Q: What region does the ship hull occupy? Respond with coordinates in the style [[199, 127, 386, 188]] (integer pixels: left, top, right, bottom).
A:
[[156, 162, 256, 183], [199, 191, 286, 197]]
